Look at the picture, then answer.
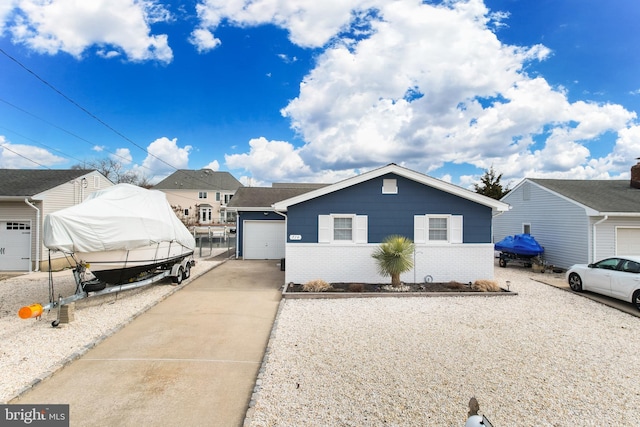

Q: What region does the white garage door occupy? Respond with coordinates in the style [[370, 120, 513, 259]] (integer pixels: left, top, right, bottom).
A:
[[616, 228, 640, 256], [0, 221, 32, 271], [243, 221, 285, 260]]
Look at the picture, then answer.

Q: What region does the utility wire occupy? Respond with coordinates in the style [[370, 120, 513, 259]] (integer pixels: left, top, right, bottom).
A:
[[0, 141, 51, 168], [0, 47, 181, 173], [0, 123, 85, 165], [0, 97, 153, 172]]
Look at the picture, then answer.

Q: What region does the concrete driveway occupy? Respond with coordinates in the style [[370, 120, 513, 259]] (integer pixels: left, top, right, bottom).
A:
[[10, 259, 284, 427]]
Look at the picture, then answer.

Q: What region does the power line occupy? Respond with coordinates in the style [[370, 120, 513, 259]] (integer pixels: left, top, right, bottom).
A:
[[0, 47, 182, 173], [0, 123, 85, 165], [0, 141, 51, 168], [0, 97, 152, 171]]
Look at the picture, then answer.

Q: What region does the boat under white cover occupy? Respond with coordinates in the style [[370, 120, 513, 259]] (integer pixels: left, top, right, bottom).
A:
[[76, 241, 193, 284], [44, 184, 195, 285]]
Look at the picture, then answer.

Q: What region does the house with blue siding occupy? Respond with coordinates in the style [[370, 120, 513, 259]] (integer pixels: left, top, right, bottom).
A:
[[232, 164, 509, 285], [494, 164, 640, 270]]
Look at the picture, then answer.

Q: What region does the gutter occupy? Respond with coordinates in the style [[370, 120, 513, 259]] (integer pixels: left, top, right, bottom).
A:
[[592, 215, 608, 263], [24, 199, 40, 272]]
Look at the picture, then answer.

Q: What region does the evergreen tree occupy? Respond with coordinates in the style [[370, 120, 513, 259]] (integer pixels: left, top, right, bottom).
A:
[[474, 166, 510, 199]]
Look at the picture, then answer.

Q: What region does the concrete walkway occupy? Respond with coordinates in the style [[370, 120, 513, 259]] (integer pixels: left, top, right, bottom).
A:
[[10, 259, 284, 427]]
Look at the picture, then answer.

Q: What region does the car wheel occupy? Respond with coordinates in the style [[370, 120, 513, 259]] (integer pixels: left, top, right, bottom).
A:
[[499, 258, 507, 268], [633, 290, 640, 311], [568, 273, 583, 292]]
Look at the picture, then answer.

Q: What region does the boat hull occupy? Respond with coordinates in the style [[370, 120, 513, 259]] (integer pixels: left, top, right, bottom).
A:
[[76, 242, 194, 285]]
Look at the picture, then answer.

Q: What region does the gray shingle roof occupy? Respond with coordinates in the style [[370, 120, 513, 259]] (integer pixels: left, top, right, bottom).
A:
[[529, 179, 640, 213], [153, 170, 243, 191], [227, 185, 328, 209], [0, 169, 94, 197]]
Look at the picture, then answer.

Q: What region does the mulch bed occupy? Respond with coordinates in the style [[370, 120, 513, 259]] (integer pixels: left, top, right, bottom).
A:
[[286, 282, 506, 293]]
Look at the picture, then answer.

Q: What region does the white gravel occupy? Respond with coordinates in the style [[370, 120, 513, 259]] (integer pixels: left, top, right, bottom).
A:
[[247, 265, 640, 426], [0, 252, 224, 403]]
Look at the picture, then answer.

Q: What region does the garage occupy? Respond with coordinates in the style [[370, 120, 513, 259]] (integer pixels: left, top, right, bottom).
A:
[[243, 220, 285, 259], [616, 227, 640, 256], [0, 221, 32, 271]]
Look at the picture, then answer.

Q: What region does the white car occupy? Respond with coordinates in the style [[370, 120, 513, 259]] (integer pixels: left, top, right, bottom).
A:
[[566, 256, 640, 310]]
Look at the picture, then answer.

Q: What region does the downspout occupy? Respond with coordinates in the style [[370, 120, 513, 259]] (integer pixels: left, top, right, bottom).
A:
[[592, 215, 608, 263], [24, 199, 40, 272], [274, 209, 288, 270]]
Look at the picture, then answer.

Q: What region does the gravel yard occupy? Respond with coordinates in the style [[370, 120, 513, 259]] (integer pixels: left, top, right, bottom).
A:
[[0, 254, 222, 403], [247, 265, 640, 426]]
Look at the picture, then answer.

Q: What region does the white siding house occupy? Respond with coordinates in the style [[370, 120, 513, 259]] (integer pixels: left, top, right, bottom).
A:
[[0, 169, 113, 272]]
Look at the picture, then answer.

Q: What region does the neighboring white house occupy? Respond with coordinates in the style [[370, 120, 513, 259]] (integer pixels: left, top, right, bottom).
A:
[[0, 169, 113, 272], [153, 169, 243, 227], [494, 164, 640, 269]]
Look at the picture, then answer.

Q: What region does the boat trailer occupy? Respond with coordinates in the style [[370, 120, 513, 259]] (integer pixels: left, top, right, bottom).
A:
[[19, 256, 194, 327], [498, 251, 544, 270]]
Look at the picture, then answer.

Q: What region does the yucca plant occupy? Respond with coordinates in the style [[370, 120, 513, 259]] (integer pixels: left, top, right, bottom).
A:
[[371, 235, 415, 287]]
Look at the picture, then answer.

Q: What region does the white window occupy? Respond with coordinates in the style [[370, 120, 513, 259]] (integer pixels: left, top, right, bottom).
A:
[[382, 179, 398, 194], [199, 192, 208, 199], [414, 215, 463, 244], [318, 214, 368, 243], [429, 217, 448, 241]]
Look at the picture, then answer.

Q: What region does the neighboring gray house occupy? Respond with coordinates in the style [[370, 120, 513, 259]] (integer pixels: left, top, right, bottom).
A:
[[232, 164, 509, 284], [153, 169, 243, 226], [493, 173, 640, 270], [0, 169, 113, 272]]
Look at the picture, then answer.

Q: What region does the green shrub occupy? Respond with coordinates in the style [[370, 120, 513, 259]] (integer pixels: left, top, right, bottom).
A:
[[371, 235, 415, 287]]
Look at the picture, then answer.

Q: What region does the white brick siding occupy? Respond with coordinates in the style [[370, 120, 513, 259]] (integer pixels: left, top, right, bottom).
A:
[[285, 243, 495, 284]]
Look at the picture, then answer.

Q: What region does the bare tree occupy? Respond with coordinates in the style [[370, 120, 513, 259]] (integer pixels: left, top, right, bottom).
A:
[[72, 158, 150, 186]]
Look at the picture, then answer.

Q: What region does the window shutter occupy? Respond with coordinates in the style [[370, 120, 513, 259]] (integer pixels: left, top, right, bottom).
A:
[[318, 215, 331, 243], [450, 215, 463, 243], [414, 215, 426, 244], [355, 215, 368, 243]]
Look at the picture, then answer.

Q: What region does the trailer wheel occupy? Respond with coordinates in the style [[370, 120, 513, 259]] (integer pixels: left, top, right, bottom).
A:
[[182, 262, 191, 280], [83, 281, 106, 292], [172, 267, 184, 285], [498, 258, 507, 268], [52, 320, 60, 327]]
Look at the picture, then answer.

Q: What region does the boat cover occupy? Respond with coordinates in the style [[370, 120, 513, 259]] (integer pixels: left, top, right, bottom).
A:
[[44, 184, 195, 253], [494, 234, 544, 256]]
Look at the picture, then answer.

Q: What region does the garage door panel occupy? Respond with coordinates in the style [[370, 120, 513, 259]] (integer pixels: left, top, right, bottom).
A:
[[616, 228, 640, 256], [0, 222, 31, 271], [244, 221, 285, 259]]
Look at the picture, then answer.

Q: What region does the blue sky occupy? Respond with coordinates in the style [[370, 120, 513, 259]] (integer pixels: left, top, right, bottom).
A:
[[1, 0, 640, 189]]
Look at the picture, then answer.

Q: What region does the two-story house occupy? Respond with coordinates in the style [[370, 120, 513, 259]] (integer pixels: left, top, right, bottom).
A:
[[153, 169, 243, 227]]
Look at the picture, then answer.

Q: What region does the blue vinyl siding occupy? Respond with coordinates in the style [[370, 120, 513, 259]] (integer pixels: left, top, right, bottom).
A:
[[236, 211, 284, 257], [286, 173, 492, 244]]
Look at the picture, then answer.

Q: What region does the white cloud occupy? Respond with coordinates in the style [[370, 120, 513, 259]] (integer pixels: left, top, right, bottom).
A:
[[133, 137, 192, 182], [111, 147, 132, 165], [0, 136, 66, 168], [203, 160, 220, 170], [225, 136, 357, 183], [4, 0, 173, 62], [189, 27, 221, 53], [196, 0, 637, 185], [193, 0, 375, 48]]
